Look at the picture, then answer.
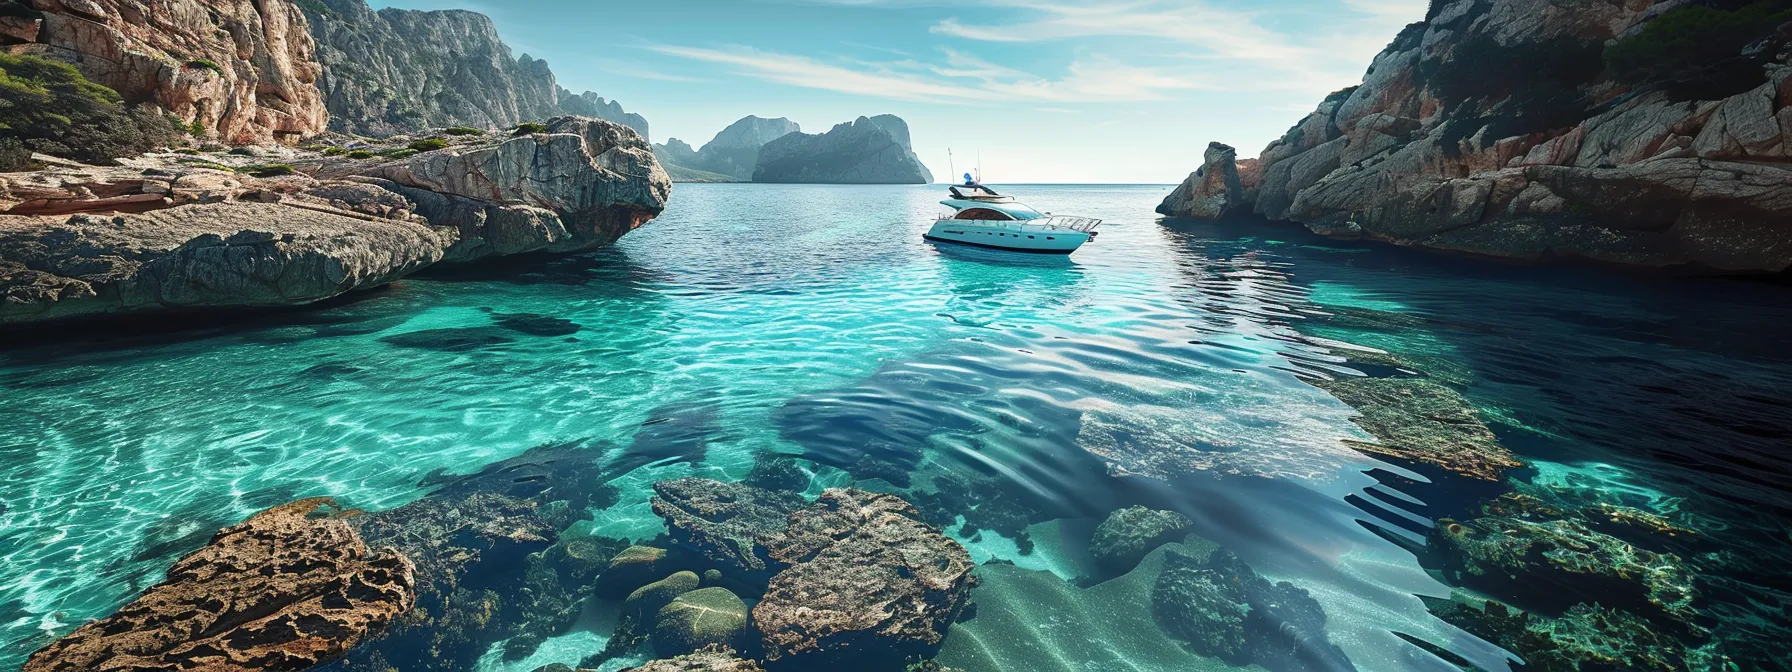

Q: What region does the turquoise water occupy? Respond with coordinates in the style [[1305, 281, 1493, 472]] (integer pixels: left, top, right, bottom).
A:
[[3, 184, 1791, 671]]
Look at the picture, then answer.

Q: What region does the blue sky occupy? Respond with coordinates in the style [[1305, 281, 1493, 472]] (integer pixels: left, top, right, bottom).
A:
[[370, 0, 1428, 183]]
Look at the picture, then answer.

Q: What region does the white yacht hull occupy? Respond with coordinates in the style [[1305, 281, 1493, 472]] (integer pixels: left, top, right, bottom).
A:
[[924, 220, 1091, 254]]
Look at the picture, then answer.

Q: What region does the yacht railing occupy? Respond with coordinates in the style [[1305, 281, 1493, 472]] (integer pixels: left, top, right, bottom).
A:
[[935, 214, 1103, 232], [1037, 216, 1102, 232]]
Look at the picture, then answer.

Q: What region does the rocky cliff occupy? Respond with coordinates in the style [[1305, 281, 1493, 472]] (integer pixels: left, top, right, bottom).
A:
[[302, 0, 648, 139], [0, 116, 669, 325], [655, 115, 800, 181], [1161, 0, 1792, 272], [0, 0, 328, 144], [753, 115, 932, 184]]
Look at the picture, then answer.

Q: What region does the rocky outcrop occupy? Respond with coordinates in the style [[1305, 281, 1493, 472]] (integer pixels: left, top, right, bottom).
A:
[[24, 498, 415, 672], [655, 116, 800, 182], [1163, 0, 1792, 272], [753, 115, 933, 184], [1156, 142, 1250, 219], [1312, 376, 1522, 480], [753, 489, 976, 669], [302, 0, 647, 138], [0, 115, 668, 326], [1091, 506, 1194, 575], [2, 0, 328, 144]]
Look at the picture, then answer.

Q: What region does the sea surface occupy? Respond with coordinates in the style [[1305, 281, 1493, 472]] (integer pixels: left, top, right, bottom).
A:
[[2, 184, 1790, 671]]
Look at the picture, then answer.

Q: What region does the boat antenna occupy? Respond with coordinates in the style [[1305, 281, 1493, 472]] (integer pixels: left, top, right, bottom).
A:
[[947, 148, 955, 186], [976, 151, 983, 185]]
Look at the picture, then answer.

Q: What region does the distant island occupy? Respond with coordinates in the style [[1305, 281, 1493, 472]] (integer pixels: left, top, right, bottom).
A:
[[656, 114, 932, 184]]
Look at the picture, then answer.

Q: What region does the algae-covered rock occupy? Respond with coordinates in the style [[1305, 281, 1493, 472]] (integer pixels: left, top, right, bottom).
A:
[[1312, 376, 1521, 480], [743, 454, 811, 493], [1427, 594, 1693, 672], [651, 478, 805, 575], [599, 545, 672, 598], [624, 645, 764, 672], [754, 489, 976, 670], [628, 571, 702, 619], [1428, 514, 1696, 622], [1090, 506, 1194, 575], [1151, 549, 1355, 672], [654, 587, 750, 657]]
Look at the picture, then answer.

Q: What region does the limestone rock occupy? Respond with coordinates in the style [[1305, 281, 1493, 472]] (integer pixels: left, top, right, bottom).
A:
[[650, 478, 806, 575], [753, 489, 976, 669], [1090, 506, 1194, 575], [653, 587, 749, 657], [656, 116, 801, 181], [7, 0, 328, 144], [302, 0, 647, 138], [1156, 142, 1245, 219], [1178, 0, 1792, 271], [1313, 376, 1521, 480], [0, 116, 668, 326], [23, 498, 416, 672], [753, 115, 933, 184]]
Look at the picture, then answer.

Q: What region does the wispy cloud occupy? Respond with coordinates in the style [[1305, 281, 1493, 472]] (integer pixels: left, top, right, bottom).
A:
[[649, 44, 1205, 104]]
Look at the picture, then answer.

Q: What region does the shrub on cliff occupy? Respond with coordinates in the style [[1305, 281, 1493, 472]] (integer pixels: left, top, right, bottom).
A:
[[408, 138, 448, 152], [1423, 35, 1603, 156], [0, 53, 185, 170], [1605, 0, 1792, 101]]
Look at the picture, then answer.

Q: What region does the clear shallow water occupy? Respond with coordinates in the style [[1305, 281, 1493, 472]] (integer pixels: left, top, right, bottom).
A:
[[1, 184, 1790, 671]]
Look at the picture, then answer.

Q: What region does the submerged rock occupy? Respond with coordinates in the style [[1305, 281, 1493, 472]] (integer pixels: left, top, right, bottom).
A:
[[1151, 549, 1355, 672], [1428, 513, 1698, 622], [599, 545, 674, 599], [1090, 506, 1194, 576], [753, 489, 977, 669], [1312, 376, 1521, 480], [654, 587, 750, 657], [1427, 594, 1699, 672], [25, 498, 415, 672], [651, 478, 806, 576], [624, 645, 765, 672]]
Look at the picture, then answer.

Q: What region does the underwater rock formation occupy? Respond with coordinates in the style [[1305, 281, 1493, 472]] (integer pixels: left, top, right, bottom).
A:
[[1090, 506, 1194, 576], [1151, 548, 1355, 672], [625, 645, 765, 672], [1313, 376, 1521, 480], [4, 0, 328, 144], [754, 489, 977, 670], [24, 498, 415, 672], [1428, 500, 1697, 622], [1426, 593, 1710, 672], [909, 471, 1043, 556], [599, 545, 676, 599], [651, 478, 806, 576], [752, 115, 933, 184], [0, 116, 669, 326], [654, 587, 750, 657], [1159, 0, 1792, 272]]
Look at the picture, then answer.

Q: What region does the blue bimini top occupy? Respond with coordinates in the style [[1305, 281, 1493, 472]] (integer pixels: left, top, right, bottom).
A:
[[940, 199, 1047, 220]]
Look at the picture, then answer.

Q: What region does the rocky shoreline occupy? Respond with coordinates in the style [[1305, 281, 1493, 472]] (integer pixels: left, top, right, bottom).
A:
[[0, 117, 669, 326], [1160, 0, 1792, 273]]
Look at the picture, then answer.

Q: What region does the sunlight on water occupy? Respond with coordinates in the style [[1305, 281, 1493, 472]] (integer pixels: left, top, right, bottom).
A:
[[3, 184, 1791, 671]]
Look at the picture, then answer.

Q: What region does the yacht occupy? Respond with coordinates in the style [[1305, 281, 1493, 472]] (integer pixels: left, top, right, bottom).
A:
[[924, 184, 1100, 254]]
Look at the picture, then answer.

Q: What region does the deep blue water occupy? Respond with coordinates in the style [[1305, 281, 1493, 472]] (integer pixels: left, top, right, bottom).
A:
[[1, 184, 1789, 671]]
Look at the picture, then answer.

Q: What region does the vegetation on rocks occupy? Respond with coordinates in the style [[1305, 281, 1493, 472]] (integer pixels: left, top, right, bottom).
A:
[[1606, 0, 1792, 100], [0, 54, 186, 171], [243, 164, 297, 177], [513, 122, 549, 136], [445, 126, 483, 136], [408, 138, 449, 152]]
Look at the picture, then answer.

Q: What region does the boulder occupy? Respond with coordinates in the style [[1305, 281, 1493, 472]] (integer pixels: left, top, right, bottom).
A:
[[753, 489, 976, 670], [7, 0, 328, 143], [0, 117, 669, 326], [1090, 506, 1194, 575], [624, 645, 765, 672], [1152, 549, 1355, 672], [1156, 142, 1245, 219], [627, 571, 702, 620], [650, 478, 806, 576], [24, 498, 415, 672], [599, 545, 672, 598], [654, 587, 750, 657]]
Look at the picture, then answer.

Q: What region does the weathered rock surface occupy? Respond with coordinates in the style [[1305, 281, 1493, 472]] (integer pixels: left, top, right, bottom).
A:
[[1157, 142, 1248, 219], [650, 478, 806, 576], [24, 498, 416, 672], [653, 587, 749, 657], [3, 0, 329, 144], [1090, 505, 1193, 575], [753, 489, 976, 669], [1313, 376, 1522, 480], [1162, 0, 1792, 272], [0, 116, 668, 326], [624, 645, 765, 672], [753, 115, 933, 184], [302, 0, 647, 138], [655, 116, 801, 182]]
